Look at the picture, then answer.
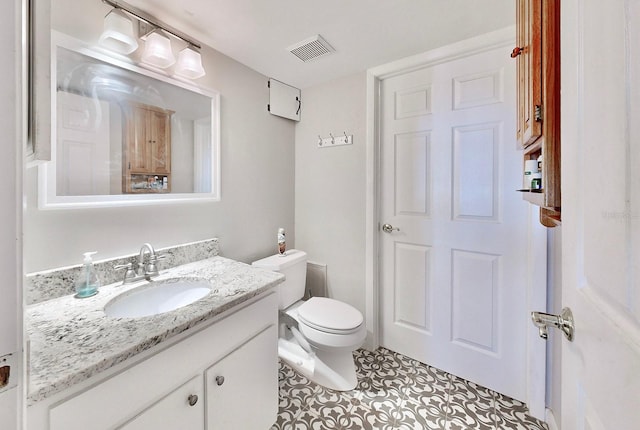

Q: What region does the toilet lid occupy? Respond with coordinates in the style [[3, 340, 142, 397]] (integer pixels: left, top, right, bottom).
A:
[[297, 297, 363, 333]]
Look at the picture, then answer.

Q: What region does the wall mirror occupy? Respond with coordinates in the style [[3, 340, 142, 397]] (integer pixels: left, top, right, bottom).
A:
[[36, 31, 220, 209]]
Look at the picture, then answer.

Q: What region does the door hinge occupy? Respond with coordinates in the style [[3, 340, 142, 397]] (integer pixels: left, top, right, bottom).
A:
[[267, 104, 270, 112], [534, 105, 543, 122]]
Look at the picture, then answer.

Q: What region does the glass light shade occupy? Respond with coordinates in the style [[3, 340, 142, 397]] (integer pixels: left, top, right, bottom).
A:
[[98, 9, 138, 55], [141, 31, 175, 69], [174, 46, 206, 79]]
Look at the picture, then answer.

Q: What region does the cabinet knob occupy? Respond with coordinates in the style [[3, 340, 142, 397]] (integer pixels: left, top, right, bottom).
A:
[[187, 394, 198, 406], [510, 46, 524, 58], [215, 375, 225, 386]]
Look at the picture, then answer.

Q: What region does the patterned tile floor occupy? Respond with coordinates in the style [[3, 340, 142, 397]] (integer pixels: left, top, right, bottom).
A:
[[271, 347, 548, 430]]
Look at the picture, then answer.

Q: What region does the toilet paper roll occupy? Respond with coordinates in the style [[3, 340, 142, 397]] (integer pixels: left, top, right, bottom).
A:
[[524, 159, 539, 174], [523, 159, 539, 189]]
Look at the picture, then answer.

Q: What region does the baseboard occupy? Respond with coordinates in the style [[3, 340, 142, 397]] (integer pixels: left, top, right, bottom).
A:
[[546, 408, 559, 430], [362, 332, 377, 352]]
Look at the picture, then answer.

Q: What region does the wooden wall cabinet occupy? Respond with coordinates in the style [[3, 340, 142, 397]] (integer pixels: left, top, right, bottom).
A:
[[123, 102, 173, 193], [515, 0, 561, 227]]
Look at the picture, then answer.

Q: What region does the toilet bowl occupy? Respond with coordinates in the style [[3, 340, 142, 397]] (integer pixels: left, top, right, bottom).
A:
[[252, 250, 366, 391]]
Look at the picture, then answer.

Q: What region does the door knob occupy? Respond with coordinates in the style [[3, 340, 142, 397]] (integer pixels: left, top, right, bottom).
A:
[[382, 223, 400, 233], [187, 394, 198, 406], [531, 307, 574, 341], [510, 46, 524, 58], [215, 375, 225, 386]]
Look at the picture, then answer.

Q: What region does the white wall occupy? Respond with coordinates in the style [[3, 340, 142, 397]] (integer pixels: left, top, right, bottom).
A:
[[0, 0, 22, 428], [294, 72, 367, 315], [170, 115, 195, 193], [24, 0, 295, 272]]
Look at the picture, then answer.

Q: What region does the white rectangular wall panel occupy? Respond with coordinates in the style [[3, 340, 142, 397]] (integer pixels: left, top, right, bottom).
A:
[[395, 131, 431, 216], [394, 243, 431, 332], [452, 123, 500, 221], [268, 78, 301, 121], [451, 249, 499, 353]]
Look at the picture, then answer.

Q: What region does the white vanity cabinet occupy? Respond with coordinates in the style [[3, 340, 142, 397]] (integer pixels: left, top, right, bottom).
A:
[[206, 327, 277, 429], [28, 291, 278, 430], [119, 375, 204, 430]]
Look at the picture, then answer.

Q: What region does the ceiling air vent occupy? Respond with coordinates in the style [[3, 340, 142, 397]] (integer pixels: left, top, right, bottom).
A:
[[287, 35, 335, 62]]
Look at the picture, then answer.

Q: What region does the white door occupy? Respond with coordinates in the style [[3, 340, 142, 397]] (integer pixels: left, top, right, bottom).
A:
[[379, 45, 532, 400], [560, 0, 640, 428], [56, 91, 110, 196]]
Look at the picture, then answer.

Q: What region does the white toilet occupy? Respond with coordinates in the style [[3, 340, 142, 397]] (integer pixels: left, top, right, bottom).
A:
[[252, 249, 366, 391]]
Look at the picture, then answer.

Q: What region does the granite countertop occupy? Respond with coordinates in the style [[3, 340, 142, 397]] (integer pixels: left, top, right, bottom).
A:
[[26, 256, 284, 405]]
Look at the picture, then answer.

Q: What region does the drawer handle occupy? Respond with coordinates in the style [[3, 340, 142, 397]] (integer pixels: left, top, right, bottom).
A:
[[187, 394, 198, 406], [215, 376, 225, 386]]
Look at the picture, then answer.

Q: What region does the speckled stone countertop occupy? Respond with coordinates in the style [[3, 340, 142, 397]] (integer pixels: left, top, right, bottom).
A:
[[26, 256, 283, 405]]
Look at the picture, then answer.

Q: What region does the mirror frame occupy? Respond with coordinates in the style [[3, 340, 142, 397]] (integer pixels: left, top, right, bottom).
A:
[[37, 31, 221, 209]]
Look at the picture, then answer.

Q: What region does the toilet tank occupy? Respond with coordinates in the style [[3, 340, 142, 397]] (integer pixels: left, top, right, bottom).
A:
[[252, 250, 307, 309]]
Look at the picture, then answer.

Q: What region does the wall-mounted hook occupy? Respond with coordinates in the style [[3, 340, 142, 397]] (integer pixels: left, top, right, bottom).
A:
[[329, 133, 335, 144], [344, 131, 348, 139], [318, 135, 323, 146]]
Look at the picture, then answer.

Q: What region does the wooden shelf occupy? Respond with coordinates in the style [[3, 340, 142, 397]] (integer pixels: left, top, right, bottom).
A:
[[520, 190, 545, 207], [540, 207, 561, 227]]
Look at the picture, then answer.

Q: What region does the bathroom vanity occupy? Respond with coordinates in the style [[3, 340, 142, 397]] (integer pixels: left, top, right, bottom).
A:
[[26, 253, 283, 430]]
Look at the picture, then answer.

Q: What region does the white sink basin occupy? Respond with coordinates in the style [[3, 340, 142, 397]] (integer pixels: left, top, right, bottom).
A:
[[105, 278, 212, 318]]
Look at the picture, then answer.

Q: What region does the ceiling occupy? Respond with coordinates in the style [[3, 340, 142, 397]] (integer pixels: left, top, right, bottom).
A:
[[125, 0, 515, 89]]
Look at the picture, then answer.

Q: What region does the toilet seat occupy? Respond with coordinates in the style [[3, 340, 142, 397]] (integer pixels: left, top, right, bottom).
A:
[[297, 297, 363, 334]]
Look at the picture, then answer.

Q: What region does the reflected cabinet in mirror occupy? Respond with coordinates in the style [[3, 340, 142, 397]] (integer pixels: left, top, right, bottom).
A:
[[37, 33, 220, 209]]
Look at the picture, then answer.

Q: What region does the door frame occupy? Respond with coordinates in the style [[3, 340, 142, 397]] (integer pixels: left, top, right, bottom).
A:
[[364, 25, 547, 418], [0, 0, 25, 428]]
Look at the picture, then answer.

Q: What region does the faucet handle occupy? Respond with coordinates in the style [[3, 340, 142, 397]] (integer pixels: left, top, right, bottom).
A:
[[114, 260, 139, 284], [113, 261, 134, 270], [145, 254, 166, 278]]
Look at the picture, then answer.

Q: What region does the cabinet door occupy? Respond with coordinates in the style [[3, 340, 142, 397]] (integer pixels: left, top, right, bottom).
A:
[[118, 375, 204, 430], [149, 109, 171, 174], [516, 0, 542, 147], [205, 325, 278, 430], [127, 105, 152, 173]]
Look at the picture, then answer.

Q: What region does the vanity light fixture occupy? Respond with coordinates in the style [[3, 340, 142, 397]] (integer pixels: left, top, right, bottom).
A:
[[174, 45, 206, 79], [141, 30, 175, 69], [98, 9, 138, 54], [100, 0, 205, 78]]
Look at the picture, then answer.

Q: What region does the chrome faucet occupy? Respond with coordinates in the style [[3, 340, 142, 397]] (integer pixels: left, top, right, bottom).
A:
[[114, 243, 165, 284], [138, 243, 162, 279]]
